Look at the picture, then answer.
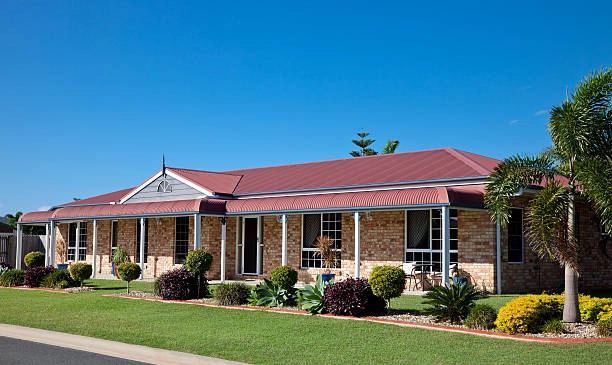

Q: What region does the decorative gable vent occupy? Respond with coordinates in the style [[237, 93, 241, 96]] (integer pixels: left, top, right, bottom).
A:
[[157, 180, 172, 193]]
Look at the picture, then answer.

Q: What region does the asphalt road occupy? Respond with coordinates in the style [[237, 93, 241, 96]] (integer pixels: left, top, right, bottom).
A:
[[0, 336, 149, 365]]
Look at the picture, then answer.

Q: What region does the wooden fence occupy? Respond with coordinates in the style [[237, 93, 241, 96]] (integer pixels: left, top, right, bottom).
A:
[[0, 233, 45, 267]]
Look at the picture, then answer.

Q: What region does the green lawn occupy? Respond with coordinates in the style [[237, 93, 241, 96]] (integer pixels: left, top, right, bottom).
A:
[[0, 280, 609, 365]]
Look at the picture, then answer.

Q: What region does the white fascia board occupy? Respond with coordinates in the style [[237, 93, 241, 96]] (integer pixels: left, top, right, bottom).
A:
[[119, 171, 164, 204], [165, 170, 214, 196]]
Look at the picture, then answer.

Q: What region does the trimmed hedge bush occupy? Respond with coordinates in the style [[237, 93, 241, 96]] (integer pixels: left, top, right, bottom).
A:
[[24, 251, 45, 268], [270, 266, 298, 290], [117, 262, 142, 293], [464, 304, 497, 330], [494, 294, 563, 334], [159, 267, 209, 300], [369, 265, 406, 309], [579, 294, 612, 322], [215, 282, 251, 305], [0, 269, 25, 287], [185, 249, 213, 299], [24, 266, 56, 287], [323, 277, 385, 317], [69, 263, 92, 286], [41, 269, 78, 289]]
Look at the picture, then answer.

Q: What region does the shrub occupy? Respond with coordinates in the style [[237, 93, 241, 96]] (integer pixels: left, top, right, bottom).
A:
[[24, 251, 45, 268], [323, 277, 385, 317], [579, 294, 612, 322], [112, 246, 130, 264], [153, 273, 165, 297], [542, 319, 567, 334], [117, 262, 142, 293], [299, 274, 330, 314], [270, 266, 298, 290], [69, 263, 92, 287], [0, 261, 12, 276], [185, 249, 213, 298], [214, 282, 251, 305], [595, 318, 612, 337], [0, 269, 25, 286], [598, 304, 612, 322], [369, 265, 406, 309], [24, 266, 56, 287], [464, 304, 497, 330], [423, 283, 483, 324], [159, 267, 208, 300], [41, 269, 77, 289], [494, 294, 563, 334], [249, 279, 296, 307]]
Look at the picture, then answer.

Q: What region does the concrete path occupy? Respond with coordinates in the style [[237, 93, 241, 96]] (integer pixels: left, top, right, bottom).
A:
[[0, 324, 248, 365]]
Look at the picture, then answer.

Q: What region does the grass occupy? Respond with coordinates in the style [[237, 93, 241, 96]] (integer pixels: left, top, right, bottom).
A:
[[1, 280, 610, 365]]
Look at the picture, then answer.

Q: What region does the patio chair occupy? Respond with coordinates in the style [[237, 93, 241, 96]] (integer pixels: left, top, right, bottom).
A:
[[402, 262, 417, 290]]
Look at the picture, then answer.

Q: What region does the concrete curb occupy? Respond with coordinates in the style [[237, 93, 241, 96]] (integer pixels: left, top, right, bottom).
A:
[[0, 323, 248, 365]]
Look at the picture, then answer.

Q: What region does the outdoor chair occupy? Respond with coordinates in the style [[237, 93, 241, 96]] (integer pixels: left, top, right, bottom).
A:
[[402, 262, 417, 290]]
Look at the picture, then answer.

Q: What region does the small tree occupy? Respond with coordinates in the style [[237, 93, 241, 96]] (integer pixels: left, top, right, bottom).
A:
[[69, 262, 92, 287], [111, 246, 130, 265], [24, 251, 45, 268], [369, 265, 406, 310], [185, 249, 213, 299], [117, 262, 141, 293], [313, 236, 338, 273]]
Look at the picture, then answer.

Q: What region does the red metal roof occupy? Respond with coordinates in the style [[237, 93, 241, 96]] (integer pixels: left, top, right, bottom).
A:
[[166, 168, 242, 194], [20, 199, 226, 222], [226, 185, 486, 214], [225, 148, 499, 194], [60, 187, 136, 206]]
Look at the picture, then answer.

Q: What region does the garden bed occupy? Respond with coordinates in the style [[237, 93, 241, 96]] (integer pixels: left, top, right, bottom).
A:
[[108, 291, 611, 344]]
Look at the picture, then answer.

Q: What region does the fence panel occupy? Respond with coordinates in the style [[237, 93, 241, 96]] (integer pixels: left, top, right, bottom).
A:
[[0, 234, 45, 268]]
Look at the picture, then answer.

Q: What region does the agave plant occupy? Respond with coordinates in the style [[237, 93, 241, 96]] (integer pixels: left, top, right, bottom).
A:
[[422, 283, 483, 324], [248, 279, 294, 307], [298, 274, 330, 314]]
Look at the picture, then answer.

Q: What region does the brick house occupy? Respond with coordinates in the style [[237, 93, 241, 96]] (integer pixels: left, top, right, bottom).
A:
[[17, 148, 611, 293]]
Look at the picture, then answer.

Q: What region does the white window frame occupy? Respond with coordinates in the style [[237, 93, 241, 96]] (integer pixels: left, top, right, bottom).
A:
[[301, 212, 342, 269], [404, 209, 458, 270]]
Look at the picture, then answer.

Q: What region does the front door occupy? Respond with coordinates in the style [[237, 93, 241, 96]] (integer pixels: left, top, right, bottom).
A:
[[242, 217, 259, 274]]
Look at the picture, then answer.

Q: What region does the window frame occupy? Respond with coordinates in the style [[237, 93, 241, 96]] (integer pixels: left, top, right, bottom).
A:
[[507, 207, 524, 264], [68, 222, 87, 262], [301, 212, 342, 269], [175, 216, 189, 264], [404, 208, 458, 271], [110, 220, 118, 262]]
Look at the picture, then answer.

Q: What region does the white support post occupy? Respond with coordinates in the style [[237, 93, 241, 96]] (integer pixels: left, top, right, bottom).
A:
[[220, 217, 227, 282], [139, 218, 145, 279], [496, 219, 502, 294], [92, 220, 98, 278], [75, 223, 80, 263], [441, 206, 451, 286], [194, 214, 201, 249], [281, 215, 287, 266], [16, 224, 23, 270], [50, 221, 56, 266], [354, 212, 361, 278], [45, 224, 50, 266]]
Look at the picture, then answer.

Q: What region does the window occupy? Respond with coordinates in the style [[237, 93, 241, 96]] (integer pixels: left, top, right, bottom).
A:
[[301, 213, 342, 268], [405, 209, 458, 271], [508, 208, 523, 263], [110, 220, 118, 262], [175, 217, 189, 264], [68, 222, 87, 262], [135, 219, 149, 263], [157, 180, 172, 193]]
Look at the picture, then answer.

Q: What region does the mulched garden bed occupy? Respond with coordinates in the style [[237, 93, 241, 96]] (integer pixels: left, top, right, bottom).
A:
[[107, 291, 612, 344]]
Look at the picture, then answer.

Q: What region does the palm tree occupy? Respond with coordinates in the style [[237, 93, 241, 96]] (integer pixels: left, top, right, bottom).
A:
[[485, 68, 612, 322], [382, 140, 400, 154]]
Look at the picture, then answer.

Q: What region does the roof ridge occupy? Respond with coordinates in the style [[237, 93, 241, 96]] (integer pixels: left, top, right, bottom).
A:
[[444, 148, 496, 175], [223, 147, 453, 173], [167, 166, 243, 177]]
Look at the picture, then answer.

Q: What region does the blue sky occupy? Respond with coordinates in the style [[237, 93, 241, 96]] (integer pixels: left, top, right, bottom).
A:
[[1, 1, 611, 216]]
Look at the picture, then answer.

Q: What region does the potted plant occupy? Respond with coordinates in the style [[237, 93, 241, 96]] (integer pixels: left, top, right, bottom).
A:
[[111, 246, 130, 276], [314, 235, 338, 283], [56, 237, 68, 270], [451, 264, 469, 285]]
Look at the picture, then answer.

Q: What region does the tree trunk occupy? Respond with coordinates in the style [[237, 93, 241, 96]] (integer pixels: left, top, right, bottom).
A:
[[563, 265, 580, 322]]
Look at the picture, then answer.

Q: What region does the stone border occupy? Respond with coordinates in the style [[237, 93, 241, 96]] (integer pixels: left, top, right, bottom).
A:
[[104, 293, 612, 344]]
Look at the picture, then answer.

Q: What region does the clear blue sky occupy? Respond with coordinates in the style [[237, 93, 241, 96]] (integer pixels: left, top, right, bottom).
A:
[[1, 1, 611, 216]]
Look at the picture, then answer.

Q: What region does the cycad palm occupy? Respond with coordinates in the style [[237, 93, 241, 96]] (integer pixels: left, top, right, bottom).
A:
[[485, 68, 612, 322]]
